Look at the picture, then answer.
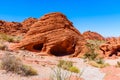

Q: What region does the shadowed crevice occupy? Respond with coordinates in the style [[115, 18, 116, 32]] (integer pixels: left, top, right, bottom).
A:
[[50, 44, 75, 56], [33, 43, 43, 51], [109, 48, 120, 57]]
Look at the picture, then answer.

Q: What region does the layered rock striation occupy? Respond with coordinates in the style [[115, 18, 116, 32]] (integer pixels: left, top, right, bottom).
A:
[[11, 12, 86, 57], [83, 31, 105, 40], [100, 37, 120, 58], [0, 18, 38, 36]]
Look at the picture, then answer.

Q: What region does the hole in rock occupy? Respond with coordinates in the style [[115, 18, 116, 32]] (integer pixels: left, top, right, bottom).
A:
[[109, 48, 120, 57], [33, 43, 43, 51], [50, 45, 75, 56]]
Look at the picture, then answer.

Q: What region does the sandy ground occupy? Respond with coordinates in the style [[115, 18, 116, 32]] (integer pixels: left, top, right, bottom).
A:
[[0, 49, 120, 80]]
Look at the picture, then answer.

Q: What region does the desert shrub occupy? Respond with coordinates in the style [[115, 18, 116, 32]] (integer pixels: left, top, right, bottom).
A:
[[13, 35, 23, 42], [0, 43, 6, 50], [89, 60, 109, 68], [83, 52, 98, 61], [51, 67, 68, 80], [69, 66, 80, 73], [95, 58, 104, 64], [21, 64, 38, 76], [83, 40, 109, 68], [116, 61, 120, 67], [0, 33, 14, 42], [1, 52, 38, 76], [83, 40, 105, 61], [0, 33, 23, 42], [86, 40, 105, 49], [57, 60, 73, 70], [57, 60, 80, 73], [51, 67, 82, 80], [1, 53, 22, 72]]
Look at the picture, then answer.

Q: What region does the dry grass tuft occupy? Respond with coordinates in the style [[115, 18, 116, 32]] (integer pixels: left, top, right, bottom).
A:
[[1, 52, 38, 76], [57, 60, 80, 73]]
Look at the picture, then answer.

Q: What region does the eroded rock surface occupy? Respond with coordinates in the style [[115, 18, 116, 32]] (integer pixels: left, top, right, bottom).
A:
[[83, 31, 105, 40], [11, 12, 86, 57], [22, 17, 38, 32], [0, 20, 23, 35], [100, 37, 120, 58], [0, 18, 38, 36]]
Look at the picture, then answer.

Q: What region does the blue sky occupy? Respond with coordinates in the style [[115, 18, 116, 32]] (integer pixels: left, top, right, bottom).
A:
[[0, 0, 120, 37]]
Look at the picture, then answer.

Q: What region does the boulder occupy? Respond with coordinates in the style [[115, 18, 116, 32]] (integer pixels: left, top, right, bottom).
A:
[[11, 12, 85, 57], [100, 37, 120, 58]]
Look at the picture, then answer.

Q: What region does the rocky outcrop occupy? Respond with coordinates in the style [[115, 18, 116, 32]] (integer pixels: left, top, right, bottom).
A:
[[0, 20, 23, 35], [0, 18, 38, 36], [11, 12, 86, 57], [22, 17, 38, 32], [83, 31, 105, 40], [22, 17, 38, 27], [100, 37, 120, 58], [2, 12, 120, 58]]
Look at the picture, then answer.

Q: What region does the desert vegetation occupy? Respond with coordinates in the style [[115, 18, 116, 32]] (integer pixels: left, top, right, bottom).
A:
[[57, 60, 80, 73], [0, 12, 120, 80], [0, 33, 22, 43], [83, 40, 109, 68], [51, 67, 83, 80], [84, 40, 105, 60], [1, 52, 38, 76]]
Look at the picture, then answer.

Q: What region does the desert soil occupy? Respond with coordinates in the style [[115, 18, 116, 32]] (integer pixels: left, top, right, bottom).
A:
[[0, 49, 120, 80]]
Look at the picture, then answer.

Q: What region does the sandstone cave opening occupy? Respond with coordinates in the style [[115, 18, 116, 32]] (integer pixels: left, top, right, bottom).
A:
[[33, 43, 43, 51], [109, 48, 120, 57], [50, 45, 74, 56]]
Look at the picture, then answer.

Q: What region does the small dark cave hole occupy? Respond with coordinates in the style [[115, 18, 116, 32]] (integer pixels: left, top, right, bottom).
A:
[[50, 45, 75, 56], [109, 48, 120, 57], [33, 43, 43, 51]]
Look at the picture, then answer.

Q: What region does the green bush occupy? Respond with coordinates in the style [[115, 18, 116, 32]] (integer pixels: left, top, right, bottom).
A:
[[95, 58, 104, 64], [1, 53, 22, 72], [21, 65, 38, 76], [51, 67, 82, 80], [83, 52, 98, 61], [57, 60, 73, 70], [83, 40, 105, 61], [116, 61, 120, 67], [57, 60, 80, 73], [0, 33, 23, 42], [83, 40, 109, 68], [51, 67, 68, 80], [1, 52, 38, 76], [89, 60, 109, 68], [0, 33, 14, 42], [69, 66, 80, 73]]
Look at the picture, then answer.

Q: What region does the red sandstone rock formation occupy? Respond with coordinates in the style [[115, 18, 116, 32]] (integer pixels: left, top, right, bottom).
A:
[[22, 17, 38, 27], [100, 37, 120, 58], [2, 12, 120, 58], [11, 12, 86, 57], [83, 31, 105, 40], [0, 20, 23, 35], [0, 18, 38, 36], [22, 17, 38, 32]]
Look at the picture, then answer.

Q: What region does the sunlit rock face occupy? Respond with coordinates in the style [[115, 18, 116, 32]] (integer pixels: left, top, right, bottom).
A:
[[11, 12, 86, 57]]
